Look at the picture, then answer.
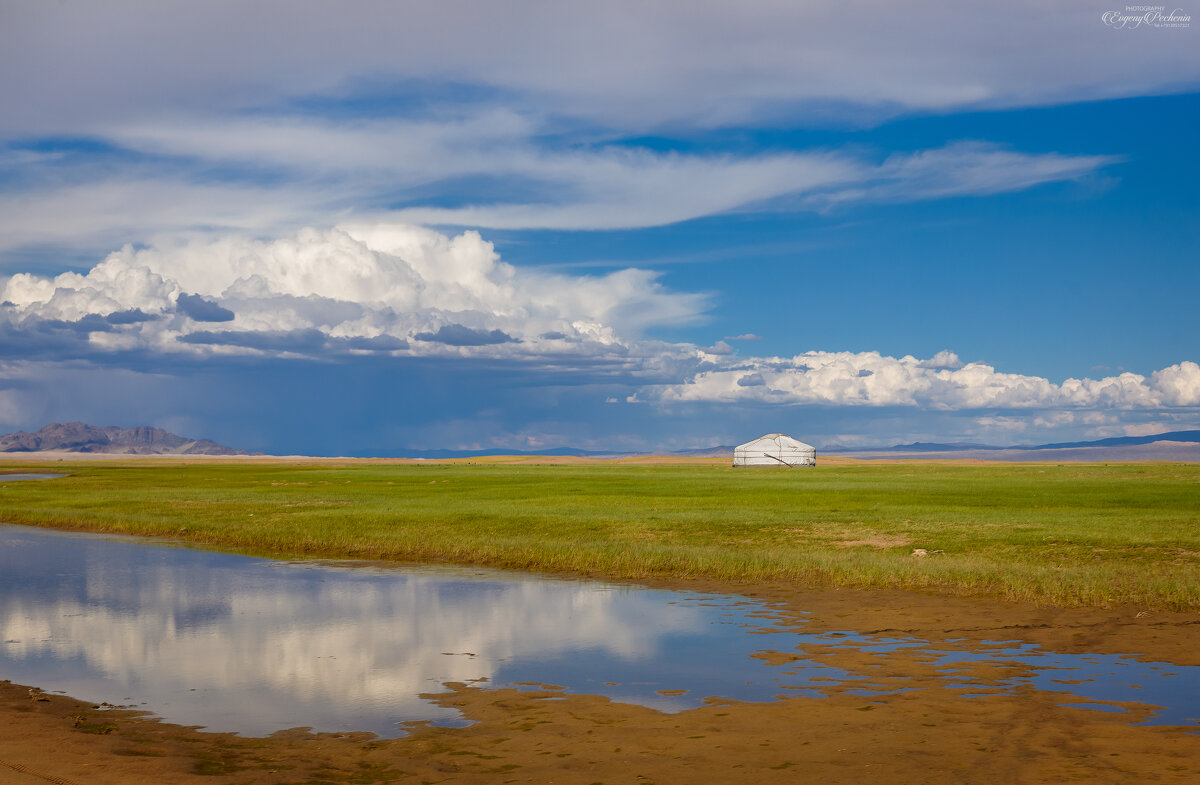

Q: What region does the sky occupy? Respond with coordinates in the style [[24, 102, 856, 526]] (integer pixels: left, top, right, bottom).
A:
[[0, 0, 1197, 455]]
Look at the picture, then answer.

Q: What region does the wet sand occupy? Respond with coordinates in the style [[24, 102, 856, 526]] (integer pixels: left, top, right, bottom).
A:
[[2, 583, 1198, 784]]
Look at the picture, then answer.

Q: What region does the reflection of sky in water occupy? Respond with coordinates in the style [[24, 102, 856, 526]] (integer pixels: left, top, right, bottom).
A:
[[1, 523, 1197, 737], [785, 632, 1200, 726], [0, 524, 847, 736], [493, 598, 836, 710]]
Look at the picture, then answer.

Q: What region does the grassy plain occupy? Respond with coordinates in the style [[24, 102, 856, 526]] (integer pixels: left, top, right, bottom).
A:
[[1, 459, 1198, 609]]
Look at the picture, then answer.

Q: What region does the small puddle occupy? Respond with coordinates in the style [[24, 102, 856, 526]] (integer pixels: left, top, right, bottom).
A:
[[776, 631, 1199, 726], [0, 473, 66, 481], [0, 523, 1197, 737]]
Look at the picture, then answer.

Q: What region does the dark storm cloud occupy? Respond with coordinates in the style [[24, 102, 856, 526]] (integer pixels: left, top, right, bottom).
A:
[[105, 308, 159, 324], [339, 334, 409, 351], [39, 313, 114, 334], [176, 293, 235, 322], [179, 328, 330, 353], [178, 328, 410, 355], [413, 324, 518, 346]]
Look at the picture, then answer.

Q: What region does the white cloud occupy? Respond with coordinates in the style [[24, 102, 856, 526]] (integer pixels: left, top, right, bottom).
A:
[[1150, 362, 1200, 406], [654, 352, 1200, 411], [810, 143, 1120, 208], [0, 2, 1150, 250], [918, 350, 964, 370], [103, 111, 537, 177], [0, 178, 330, 252], [385, 143, 1113, 230], [0, 223, 708, 360], [0, 109, 1121, 258], [1033, 411, 1079, 429], [3, 224, 1196, 422], [0, 135, 1114, 248], [3, 1, 1196, 135], [1, 220, 1195, 454]]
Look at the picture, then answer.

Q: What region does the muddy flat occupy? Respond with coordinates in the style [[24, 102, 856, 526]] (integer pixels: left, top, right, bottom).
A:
[[2, 582, 1197, 785]]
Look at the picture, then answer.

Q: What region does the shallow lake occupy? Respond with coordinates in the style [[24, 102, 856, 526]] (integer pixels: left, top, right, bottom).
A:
[[1, 523, 1197, 737]]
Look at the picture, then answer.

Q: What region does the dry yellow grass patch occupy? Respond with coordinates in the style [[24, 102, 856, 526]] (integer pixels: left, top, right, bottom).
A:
[[835, 535, 913, 549]]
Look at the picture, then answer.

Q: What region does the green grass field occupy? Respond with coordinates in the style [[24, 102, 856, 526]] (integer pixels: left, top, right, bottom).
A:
[[2, 460, 1198, 609]]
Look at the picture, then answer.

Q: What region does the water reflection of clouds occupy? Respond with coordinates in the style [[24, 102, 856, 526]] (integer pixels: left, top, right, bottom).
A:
[[0, 526, 722, 735], [2, 525, 1197, 737]]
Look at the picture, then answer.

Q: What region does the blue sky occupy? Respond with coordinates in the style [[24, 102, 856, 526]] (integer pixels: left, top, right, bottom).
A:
[[0, 1, 1197, 454]]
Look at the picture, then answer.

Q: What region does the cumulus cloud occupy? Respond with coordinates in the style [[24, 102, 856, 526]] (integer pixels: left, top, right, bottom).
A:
[[1150, 362, 1200, 407], [11, 212, 1187, 420], [654, 353, 1200, 411], [918, 350, 964, 370], [0, 223, 707, 362], [0, 222, 1195, 452]]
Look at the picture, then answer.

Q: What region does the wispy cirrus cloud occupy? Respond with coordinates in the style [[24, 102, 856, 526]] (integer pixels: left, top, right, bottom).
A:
[[0, 129, 1120, 251], [0, 1, 1156, 252], [4, 1, 1196, 135], [0, 177, 331, 253]]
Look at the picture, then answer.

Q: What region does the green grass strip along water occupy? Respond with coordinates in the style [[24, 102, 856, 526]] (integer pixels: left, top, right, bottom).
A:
[[2, 460, 1198, 609]]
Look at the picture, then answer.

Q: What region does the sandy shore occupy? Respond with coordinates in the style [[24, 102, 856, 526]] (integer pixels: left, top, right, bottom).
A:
[[3, 582, 1198, 784]]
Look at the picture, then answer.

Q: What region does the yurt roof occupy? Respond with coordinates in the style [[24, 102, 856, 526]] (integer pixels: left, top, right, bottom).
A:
[[736, 433, 816, 452]]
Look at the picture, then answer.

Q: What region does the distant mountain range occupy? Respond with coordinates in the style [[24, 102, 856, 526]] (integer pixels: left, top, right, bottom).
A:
[[819, 430, 1200, 462], [0, 422, 253, 455], [2, 423, 1196, 460], [869, 430, 1200, 452], [356, 445, 737, 459], [342, 431, 1200, 459], [378, 431, 1200, 459], [356, 446, 605, 459]]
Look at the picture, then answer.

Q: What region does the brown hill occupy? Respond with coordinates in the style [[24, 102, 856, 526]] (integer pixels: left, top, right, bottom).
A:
[[0, 422, 253, 455]]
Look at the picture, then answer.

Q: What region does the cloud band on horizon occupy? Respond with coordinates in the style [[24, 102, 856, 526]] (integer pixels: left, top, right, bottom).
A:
[[1, 224, 1195, 429]]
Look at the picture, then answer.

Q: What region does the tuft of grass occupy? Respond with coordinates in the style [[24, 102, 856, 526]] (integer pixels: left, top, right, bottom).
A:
[[1, 460, 1198, 609]]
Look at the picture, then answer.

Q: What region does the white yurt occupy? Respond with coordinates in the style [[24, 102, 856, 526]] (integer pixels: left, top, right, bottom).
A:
[[733, 433, 816, 467]]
